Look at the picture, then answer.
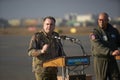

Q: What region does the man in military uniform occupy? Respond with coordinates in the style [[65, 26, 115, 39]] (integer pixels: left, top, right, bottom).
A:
[[28, 16, 65, 80], [90, 12, 120, 80]]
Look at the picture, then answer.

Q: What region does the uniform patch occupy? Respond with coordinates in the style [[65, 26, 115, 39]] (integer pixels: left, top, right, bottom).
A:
[[111, 34, 116, 38], [90, 33, 96, 40], [103, 35, 108, 41]]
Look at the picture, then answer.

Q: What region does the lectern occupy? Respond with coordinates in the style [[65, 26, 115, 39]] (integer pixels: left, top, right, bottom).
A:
[[43, 55, 90, 80], [116, 56, 120, 60]]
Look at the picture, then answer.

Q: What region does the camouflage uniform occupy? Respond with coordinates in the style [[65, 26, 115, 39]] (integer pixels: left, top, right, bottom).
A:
[[90, 24, 120, 80], [28, 30, 65, 80]]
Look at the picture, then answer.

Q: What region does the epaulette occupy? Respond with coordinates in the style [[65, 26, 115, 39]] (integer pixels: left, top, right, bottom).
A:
[[34, 31, 43, 39]]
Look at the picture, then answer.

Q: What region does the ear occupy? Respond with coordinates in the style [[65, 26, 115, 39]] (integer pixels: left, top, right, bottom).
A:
[[107, 17, 111, 22], [107, 18, 109, 22]]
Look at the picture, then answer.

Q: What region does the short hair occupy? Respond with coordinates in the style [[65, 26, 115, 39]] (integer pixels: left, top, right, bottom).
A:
[[99, 12, 109, 17], [43, 16, 56, 23], [99, 12, 109, 21]]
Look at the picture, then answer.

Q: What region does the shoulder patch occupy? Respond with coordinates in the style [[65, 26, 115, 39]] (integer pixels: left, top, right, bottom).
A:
[[90, 33, 96, 40]]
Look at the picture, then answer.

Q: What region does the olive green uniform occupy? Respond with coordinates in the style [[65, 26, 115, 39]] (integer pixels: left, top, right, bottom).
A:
[[28, 31, 65, 80], [90, 24, 120, 80]]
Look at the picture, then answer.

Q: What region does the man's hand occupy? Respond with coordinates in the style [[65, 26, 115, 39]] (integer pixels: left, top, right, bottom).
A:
[[41, 44, 49, 53], [112, 50, 120, 56], [31, 44, 49, 57]]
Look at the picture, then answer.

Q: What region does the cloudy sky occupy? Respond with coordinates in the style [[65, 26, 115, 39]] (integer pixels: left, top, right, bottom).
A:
[[0, 0, 120, 19]]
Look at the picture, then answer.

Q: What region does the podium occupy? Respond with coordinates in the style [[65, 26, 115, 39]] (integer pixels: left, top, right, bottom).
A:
[[116, 56, 120, 60], [43, 55, 90, 80]]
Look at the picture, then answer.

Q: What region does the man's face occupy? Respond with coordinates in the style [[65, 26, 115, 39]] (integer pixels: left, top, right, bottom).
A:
[[98, 14, 108, 29], [43, 18, 55, 34]]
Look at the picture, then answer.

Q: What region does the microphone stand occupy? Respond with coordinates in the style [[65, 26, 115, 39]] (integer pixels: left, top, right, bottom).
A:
[[71, 40, 86, 56], [54, 37, 66, 80], [70, 39, 87, 74]]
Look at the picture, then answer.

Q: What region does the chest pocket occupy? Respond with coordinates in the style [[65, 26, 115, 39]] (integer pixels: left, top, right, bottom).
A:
[[108, 33, 117, 43], [35, 32, 49, 49]]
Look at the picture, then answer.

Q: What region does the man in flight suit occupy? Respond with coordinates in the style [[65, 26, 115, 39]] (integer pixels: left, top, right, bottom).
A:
[[28, 16, 65, 80], [90, 12, 120, 80]]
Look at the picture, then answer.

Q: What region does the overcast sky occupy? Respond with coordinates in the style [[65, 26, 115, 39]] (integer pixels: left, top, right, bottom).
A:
[[0, 0, 120, 19]]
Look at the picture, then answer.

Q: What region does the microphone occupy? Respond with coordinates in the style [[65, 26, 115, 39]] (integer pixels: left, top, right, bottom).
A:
[[61, 35, 80, 42], [53, 35, 61, 39], [53, 35, 80, 42]]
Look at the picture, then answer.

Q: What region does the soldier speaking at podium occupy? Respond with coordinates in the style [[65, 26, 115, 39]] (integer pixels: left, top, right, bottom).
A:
[[28, 16, 65, 80]]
